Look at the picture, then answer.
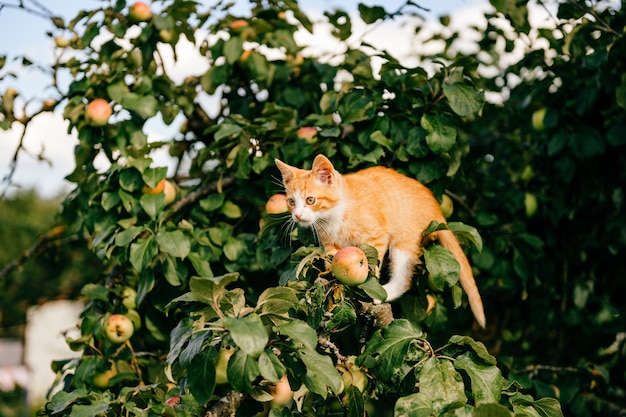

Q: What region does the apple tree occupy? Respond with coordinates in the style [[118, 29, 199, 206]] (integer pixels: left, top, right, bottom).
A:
[[420, 1, 626, 415], [0, 0, 578, 416]]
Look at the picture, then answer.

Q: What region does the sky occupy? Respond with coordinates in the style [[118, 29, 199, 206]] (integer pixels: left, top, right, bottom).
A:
[[0, 0, 491, 199]]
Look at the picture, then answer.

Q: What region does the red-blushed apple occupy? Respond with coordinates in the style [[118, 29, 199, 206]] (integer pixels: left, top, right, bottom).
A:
[[143, 178, 166, 194], [440, 194, 454, 219], [239, 49, 252, 63], [163, 180, 177, 204], [104, 314, 134, 344], [86, 98, 112, 126], [215, 347, 234, 385], [165, 395, 180, 406], [331, 246, 369, 286], [296, 126, 317, 144], [129, 1, 152, 22], [265, 194, 288, 214], [42, 99, 56, 111], [229, 19, 249, 29], [270, 374, 294, 406]]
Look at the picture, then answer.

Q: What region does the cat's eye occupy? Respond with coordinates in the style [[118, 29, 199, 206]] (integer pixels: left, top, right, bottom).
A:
[[306, 197, 316, 205], [287, 198, 295, 206]]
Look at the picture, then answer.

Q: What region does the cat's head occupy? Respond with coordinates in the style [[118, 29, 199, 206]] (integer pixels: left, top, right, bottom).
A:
[[274, 154, 343, 227]]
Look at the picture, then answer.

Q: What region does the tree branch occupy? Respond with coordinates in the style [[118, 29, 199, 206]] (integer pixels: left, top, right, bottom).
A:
[[203, 390, 244, 417], [0, 225, 76, 281], [166, 176, 236, 219]]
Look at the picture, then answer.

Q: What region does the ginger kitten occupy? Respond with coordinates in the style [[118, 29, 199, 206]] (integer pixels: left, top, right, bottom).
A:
[[275, 154, 486, 328]]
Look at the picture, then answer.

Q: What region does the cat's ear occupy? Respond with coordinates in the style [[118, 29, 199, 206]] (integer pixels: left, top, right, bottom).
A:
[[275, 159, 296, 185], [312, 154, 336, 185]]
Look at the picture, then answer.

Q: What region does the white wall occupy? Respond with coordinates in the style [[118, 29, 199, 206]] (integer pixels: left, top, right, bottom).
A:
[[23, 300, 84, 405]]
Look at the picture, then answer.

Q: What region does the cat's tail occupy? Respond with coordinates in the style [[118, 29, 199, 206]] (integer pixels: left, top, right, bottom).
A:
[[437, 230, 486, 328]]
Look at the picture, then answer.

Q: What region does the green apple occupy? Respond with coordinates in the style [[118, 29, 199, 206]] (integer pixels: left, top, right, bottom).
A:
[[163, 180, 177, 204], [93, 367, 117, 388], [270, 374, 294, 406], [426, 294, 437, 316], [524, 192, 538, 218], [532, 108, 547, 131], [124, 309, 142, 331], [215, 347, 234, 385], [331, 246, 369, 286], [440, 194, 454, 219], [121, 287, 137, 310]]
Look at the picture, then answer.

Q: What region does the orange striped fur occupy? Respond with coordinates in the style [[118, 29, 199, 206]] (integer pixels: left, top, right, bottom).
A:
[[275, 154, 486, 328]]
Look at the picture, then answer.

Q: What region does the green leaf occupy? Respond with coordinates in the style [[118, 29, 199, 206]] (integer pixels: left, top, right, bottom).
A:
[[448, 335, 497, 365], [357, 276, 387, 301], [443, 82, 484, 117], [223, 236, 245, 261], [370, 130, 393, 151], [221, 201, 242, 219], [71, 402, 111, 417], [114, 226, 143, 247], [224, 36, 243, 64], [142, 167, 167, 188], [258, 349, 285, 382], [509, 393, 564, 417], [394, 392, 434, 417], [189, 273, 239, 304], [359, 319, 424, 383], [187, 347, 216, 404], [298, 348, 343, 397], [223, 314, 269, 357], [121, 94, 158, 119], [101, 191, 120, 211], [163, 254, 186, 286], [419, 356, 467, 413], [106, 80, 130, 102], [447, 222, 483, 253], [139, 192, 164, 219], [274, 320, 318, 350], [188, 252, 214, 277], [119, 169, 143, 192], [227, 349, 261, 393], [156, 230, 190, 258], [421, 113, 457, 154], [214, 123, 242, 141], [454, 352, 504, 406], [474, 404, 514, 417], [344, 386, 365, 417], [358, 3, 387, 23], [257, 287, 300, 315], [129, 235, 157, 271], [326, 301, 357, 332], [423, 245, 460, 290], [199, 193, 225, 211]]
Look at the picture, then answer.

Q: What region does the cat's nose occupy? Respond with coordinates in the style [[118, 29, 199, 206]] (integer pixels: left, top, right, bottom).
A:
[[294, 213, 302, 220]]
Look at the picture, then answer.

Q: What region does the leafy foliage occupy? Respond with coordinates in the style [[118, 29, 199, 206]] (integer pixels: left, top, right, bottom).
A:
[[2, 0, 624, 416]]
